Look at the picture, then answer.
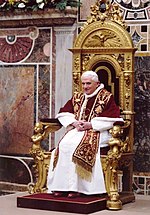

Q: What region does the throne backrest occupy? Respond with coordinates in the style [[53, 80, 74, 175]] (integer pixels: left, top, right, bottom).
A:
[[92, 60, 119, 105], [69, 0, 136, 151]]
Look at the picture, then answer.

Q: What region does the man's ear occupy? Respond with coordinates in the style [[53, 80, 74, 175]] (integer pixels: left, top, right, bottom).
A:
[[97, 81, 100, 86]]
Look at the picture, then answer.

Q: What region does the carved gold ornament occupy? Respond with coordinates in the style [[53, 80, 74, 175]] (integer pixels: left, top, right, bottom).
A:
[[82, 54, 93, 71], [84, 30, 122, 48], [81, 0, 127, 31], [74, 56, 80, 70]]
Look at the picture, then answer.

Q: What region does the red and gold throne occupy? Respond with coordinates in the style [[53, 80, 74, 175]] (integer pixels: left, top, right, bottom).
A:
[[28, 0, 136, 211]]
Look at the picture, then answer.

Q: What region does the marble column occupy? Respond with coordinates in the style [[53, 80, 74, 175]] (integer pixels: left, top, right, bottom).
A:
[[54, 25, 77, 145]]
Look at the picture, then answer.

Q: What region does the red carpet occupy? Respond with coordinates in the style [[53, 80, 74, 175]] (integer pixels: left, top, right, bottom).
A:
[[17, 193, 107, 214]]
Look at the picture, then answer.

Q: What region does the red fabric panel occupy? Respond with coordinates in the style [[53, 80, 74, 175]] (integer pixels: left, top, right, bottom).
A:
[[59, 94, 120, 119]]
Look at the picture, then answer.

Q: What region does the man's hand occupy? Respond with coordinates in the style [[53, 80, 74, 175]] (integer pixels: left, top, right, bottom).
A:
[[72, 121, 92, 131]]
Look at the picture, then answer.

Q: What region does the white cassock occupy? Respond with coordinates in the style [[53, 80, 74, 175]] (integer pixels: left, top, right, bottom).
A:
[[47, 112, 123, 195]]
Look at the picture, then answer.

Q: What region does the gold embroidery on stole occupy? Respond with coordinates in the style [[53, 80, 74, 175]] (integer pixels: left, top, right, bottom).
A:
[[72, 89, 111, 181]]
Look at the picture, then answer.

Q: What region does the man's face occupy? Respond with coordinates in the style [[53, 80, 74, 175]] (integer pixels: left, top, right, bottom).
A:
[[81, 77, 99, 95]]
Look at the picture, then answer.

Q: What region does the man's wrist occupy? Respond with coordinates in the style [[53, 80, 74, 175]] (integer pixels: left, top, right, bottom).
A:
[[71, 121, 77, 127]]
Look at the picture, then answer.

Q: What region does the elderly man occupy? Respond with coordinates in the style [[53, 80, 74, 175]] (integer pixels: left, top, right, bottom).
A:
[[47, 71, 123, 198]]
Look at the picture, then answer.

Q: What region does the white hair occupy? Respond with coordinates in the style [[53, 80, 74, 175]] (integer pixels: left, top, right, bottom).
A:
[[81, 71, 99, 82]]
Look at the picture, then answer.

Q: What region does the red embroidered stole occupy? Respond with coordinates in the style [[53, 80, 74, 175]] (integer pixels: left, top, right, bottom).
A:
[[72, 89, 111, 181]]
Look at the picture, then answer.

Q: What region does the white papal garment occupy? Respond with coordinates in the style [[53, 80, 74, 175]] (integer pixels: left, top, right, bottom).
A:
[[47, 86, 123, 195]]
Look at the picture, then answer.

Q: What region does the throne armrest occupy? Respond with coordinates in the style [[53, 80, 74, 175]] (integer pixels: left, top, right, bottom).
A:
[[30, 118, 62, 155], [39, 118, 62, 132], [31, 118, 62, 143]]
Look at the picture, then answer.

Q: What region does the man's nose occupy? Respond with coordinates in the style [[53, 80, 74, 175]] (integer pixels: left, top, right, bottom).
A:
[[83, 84, 88, 88]]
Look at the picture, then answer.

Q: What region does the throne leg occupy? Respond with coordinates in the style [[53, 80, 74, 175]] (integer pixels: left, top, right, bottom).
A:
[[28, 150, 51, 194], [101, 156, 122, 210], [106, 167, 122, 210]]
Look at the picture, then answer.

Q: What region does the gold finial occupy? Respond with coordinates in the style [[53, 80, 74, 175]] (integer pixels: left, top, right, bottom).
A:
[[81, 0, 127, 31]]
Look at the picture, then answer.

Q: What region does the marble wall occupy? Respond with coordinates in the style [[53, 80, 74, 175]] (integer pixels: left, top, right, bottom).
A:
[[0, 27, 52, 155], [0, 66, 34, 155], [0, 25, 75, 154], [134, 57, 150, 173], [0, 11, 76, 187]]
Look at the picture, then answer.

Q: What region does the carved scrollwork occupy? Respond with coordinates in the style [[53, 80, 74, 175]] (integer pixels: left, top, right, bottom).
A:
[[125, 92, 130, 108], [124, 72, 130, 87], [74, 56, 80, 71], [124, 72, 131, 109], [111, 53, 124, 71], [126, 56, 131, 70], [82, 54, 93, 71], [81, 0, 127, 31], [110, 3, 127, 29], [73, 72, 81, 92], [73, 56, 81, 91]]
